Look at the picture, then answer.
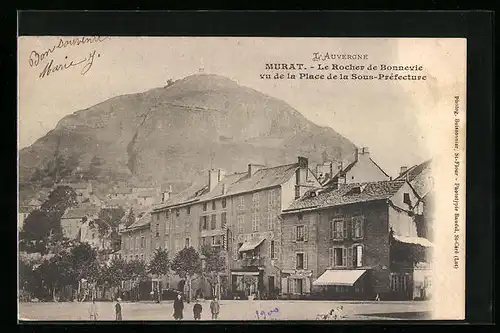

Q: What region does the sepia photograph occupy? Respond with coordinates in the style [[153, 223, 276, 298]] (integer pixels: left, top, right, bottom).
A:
[[17, 37, 466, 321]]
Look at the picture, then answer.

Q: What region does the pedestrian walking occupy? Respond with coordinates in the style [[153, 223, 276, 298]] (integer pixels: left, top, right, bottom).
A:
[[89, 298, 99, 321], [375, 293, 380, 301], [193, 299, 203, 320], [210, 297, 220, 320], [173, 294, 184, 320], [115, 298, 122, 321]]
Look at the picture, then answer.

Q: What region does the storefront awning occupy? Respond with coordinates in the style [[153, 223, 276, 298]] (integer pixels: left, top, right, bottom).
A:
[[238, 237, 265, 252], [313, 269, 367, 286], [393, 235, 433, 247]]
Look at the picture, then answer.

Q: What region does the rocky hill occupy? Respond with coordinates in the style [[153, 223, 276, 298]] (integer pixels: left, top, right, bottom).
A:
[[19, 74, 357, 195]]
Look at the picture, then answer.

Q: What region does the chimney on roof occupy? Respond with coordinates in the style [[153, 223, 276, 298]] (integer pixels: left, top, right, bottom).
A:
[[161, 185, 173, 203], [247, 164, 265, 178], [355, 147, 370, 162], [209, 169, 225, 191], [399, 166, 408, 176]]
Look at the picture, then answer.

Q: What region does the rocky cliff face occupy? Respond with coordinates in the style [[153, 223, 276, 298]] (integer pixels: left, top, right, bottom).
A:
[[19, 74, 357, 192]]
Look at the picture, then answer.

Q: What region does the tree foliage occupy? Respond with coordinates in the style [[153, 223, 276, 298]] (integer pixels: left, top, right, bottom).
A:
[[149, 248, 170, 277], [171, 246, 202, 279], [21, 186, 78, 242], [124, 259, 148, 282], [201, 245, 227, 297]]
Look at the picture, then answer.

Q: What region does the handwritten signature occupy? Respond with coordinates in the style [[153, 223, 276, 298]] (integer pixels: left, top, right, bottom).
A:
[[38, 50, 100, 79], [29, 36, 109, 68], [255, 308, 279, 320]]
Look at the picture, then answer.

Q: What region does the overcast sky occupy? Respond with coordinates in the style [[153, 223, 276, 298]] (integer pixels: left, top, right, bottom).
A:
[[18, 37, 466, 178]]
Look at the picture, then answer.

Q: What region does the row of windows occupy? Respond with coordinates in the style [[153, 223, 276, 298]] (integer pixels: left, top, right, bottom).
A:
[[123, 235, 147, 250], [238, 212, 278, 233], [203, 198, 227, 212], [330, 216, 364, 240], [328, 245, 364, 268], [200, 212, 227, 231], [201, 235, 223, 247]]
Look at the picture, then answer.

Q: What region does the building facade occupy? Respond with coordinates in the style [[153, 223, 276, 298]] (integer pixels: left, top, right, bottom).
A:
[[280, 180, 432, 300], [150, 157, 321, 298], [60, 205, 100, 240]]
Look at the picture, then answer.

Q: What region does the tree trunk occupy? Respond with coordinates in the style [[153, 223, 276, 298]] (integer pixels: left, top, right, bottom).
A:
[[188, 276, 192, 302], [52, 286, 57, 302], [217, 273, 221, 300]]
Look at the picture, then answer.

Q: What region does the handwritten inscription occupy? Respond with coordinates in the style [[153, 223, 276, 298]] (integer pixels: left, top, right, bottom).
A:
[[28, 37, 109, 79], [28, 36, 108, 68], [255, 307, 279, 320], [38, 50, 100, 79]]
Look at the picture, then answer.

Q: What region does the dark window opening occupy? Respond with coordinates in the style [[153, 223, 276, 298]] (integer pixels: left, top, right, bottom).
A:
[[334, 248, 343, 266], [296, 253, 304, 269], [212, 201, 216, 210], [222, 198, 227, 208], [211, 214, 217, 230], [203, 202, 207, 211]]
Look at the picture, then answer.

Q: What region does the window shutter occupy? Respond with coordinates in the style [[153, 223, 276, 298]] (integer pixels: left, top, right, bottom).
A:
[[304, 278, 311, 293], [199, 217, 203, 232], [348, 247, 353, 268], [330, 221, 334, 239], [293, 253, 297, 269], [343, 219, 348, 239], [268, 240, 272, 258], [329, 248, 333, 267], [342, 248, 347, 266], [351, 217, 356, 238], [304, 253, 308, 269], [289, 278, 295, 294], [357, 246, 363, 267], [360, 216, 365, 238], [275, 241, 280, 261], [291, 226, 297, 242], [332, 248, 336, 267], [281, 277, 288, 294], [304, 225, 309, 242]]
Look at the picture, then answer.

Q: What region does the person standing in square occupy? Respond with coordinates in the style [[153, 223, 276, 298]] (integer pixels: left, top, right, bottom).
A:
[[210, 297, 220, 320], [115, 298, 122, 321]]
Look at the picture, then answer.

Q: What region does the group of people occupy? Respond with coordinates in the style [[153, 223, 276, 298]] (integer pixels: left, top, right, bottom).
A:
[[87, 294, 220, 321], [173, 294, 220, 320]]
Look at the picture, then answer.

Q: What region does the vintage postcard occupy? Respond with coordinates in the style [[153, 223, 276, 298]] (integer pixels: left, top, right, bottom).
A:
[[17, 37, 466, 321]]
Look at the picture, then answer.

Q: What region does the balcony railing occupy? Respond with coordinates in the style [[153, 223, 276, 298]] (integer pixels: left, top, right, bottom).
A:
[[241, 256, 265, 267]]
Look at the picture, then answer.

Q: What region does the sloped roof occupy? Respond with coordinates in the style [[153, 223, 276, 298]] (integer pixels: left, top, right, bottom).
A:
[[153, 182, 209, 210], [124, 212, 151, 230], [226, 164, 299, 196], [395, 160, 432, 182], [325, 157, 390, 186], [196, 172, 248, 201], [284, 180, 406, 213], [154, 163, 310, 211]]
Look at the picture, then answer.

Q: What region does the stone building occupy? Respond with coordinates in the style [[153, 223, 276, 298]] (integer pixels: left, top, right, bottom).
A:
[[150, 157, 321, 298], [60, 204, 100, 240], [280, 179, 432, 300]]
